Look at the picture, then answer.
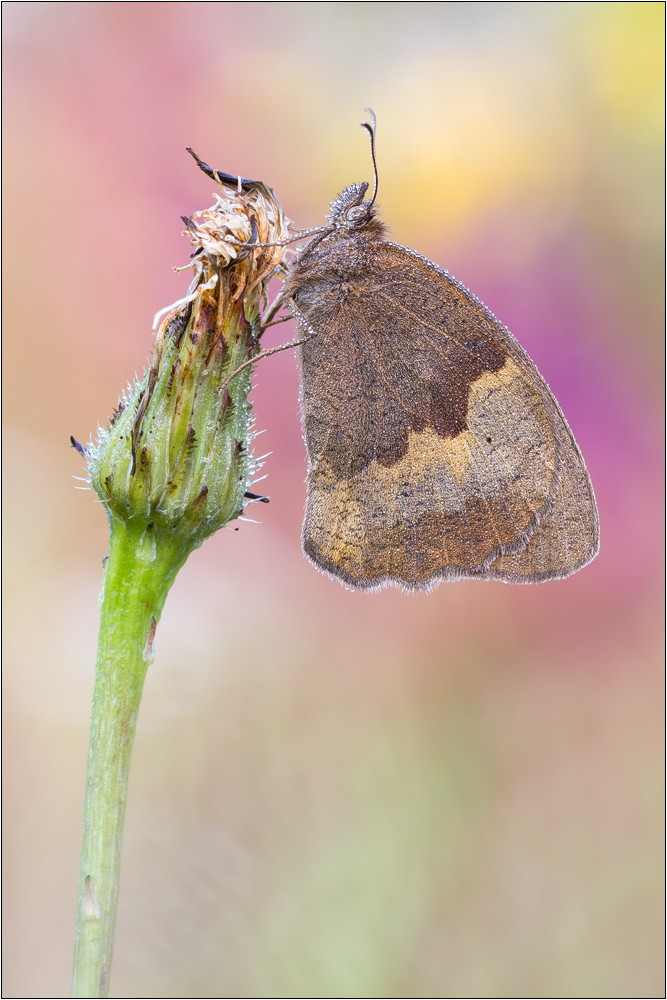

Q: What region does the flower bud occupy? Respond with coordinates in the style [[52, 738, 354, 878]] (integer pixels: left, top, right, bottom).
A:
[[85, 170, 288, 552]]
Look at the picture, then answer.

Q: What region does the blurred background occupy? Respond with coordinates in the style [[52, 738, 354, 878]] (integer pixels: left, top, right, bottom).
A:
[[3, 3, 664, 997]]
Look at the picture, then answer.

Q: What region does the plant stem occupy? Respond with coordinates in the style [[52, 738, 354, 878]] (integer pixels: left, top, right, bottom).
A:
[[71, 518, 190, 998]]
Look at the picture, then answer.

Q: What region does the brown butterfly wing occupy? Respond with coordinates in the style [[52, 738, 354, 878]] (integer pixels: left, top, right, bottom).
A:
[[289, 241, 598, 590]]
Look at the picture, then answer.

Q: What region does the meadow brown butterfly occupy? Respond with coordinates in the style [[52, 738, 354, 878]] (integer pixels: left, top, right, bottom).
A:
[[192, 111, 599, 591]]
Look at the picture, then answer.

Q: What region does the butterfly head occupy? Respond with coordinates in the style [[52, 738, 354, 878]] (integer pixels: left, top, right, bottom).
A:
[[327, 183, 372, 225]]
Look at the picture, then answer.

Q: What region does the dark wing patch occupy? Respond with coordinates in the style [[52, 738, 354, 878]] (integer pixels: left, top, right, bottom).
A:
[[292, 244, 507, 477]]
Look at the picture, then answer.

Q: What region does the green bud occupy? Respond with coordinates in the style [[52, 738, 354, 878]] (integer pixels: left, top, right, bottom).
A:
[[85, 173, 288, 553]]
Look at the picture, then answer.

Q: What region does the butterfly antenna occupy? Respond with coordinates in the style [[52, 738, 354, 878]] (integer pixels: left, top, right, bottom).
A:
[[361, 108, 379, 209]]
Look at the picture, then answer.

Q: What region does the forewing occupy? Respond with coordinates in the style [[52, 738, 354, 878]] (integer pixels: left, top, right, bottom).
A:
[[291, 242, 598, 589]]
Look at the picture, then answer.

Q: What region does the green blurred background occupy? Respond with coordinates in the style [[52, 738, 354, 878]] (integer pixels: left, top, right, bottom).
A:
[[3, 3, 664, 997]]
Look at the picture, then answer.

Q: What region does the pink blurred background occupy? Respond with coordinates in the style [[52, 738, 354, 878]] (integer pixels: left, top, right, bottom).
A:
[[3, 3, 664, 997]]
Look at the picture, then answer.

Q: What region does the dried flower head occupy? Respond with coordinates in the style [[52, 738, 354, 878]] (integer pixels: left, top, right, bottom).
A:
[[81, 169, 289, 554]]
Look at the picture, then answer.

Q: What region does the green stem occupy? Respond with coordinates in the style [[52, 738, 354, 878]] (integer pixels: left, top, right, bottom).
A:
[[71, 518, 190, 998]]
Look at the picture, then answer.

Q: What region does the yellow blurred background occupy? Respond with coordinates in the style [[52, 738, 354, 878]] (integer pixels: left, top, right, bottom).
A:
[[3, 3, 664, 997]]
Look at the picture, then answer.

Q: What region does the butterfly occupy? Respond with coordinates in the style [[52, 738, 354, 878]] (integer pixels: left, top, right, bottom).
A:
[[193, 110, 599, 591]]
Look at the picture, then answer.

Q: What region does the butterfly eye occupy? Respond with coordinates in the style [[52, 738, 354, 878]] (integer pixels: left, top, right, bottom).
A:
[[346, 205, 367, 221]]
